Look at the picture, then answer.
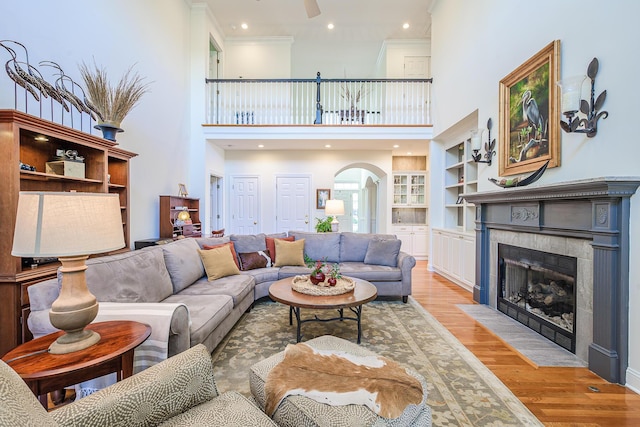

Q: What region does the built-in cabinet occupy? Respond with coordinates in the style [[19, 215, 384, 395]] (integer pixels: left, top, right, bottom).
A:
[[0, 110, 137, 356], [431, 228, 475, 291], [392, 156, 428, 260], [159, 196, 202, 238], [443, 139, 477, 231], [392, 225, 429, 259], [431, 112, 478, 290]]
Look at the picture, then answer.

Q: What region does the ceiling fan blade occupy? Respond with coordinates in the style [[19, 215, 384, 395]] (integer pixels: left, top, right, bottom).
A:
[[304, 0, 321, 18]]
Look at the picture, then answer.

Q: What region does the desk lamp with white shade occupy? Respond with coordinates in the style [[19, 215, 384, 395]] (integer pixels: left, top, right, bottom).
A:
[[324, 199, 345, 232], [11, 192, 125, 354]]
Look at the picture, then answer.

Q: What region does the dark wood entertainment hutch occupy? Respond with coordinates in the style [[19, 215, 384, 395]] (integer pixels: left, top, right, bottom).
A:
[[0, 110, 137, 357]]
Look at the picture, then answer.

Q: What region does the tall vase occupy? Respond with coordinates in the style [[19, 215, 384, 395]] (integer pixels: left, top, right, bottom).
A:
[[94, 121, 124, 143]]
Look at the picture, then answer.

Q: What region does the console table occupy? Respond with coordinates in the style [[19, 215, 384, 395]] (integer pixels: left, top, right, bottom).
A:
[[2, 320, 151, 408]]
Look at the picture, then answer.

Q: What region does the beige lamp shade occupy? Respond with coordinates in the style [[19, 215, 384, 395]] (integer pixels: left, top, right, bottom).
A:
[[11, 192, 125, 258], [324, 199, 345, 217]]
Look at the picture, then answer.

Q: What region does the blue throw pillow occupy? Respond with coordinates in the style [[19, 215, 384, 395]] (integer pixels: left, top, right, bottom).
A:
[[364, 238, 401, 267]]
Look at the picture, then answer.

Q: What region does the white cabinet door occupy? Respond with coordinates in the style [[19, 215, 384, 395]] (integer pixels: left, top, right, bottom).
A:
[[462, 235, 476, 287], [393, 225, 413, 254], [432, 230, 443, 270], [449, 234, 462, 280], [412, 226, 429, 258]]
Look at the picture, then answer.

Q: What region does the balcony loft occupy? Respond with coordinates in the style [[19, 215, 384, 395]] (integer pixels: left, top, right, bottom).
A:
[[203, 75, 433, 151]]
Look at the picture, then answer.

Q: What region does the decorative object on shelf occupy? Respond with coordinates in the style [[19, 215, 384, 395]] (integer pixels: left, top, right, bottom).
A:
[[324, 199, 345, 232], [499, 40, 560, 177], [316, 188, 330, 209], [557, 57, 608, 138], [211, 228, 225, 238], [488, 160, 550, 188], [471, 118, 497, 165], [172, 208, 191, 227], [314, 216, 333, 233], [79, 61, 150, 142], [11, 192, 125, 354], [178, 183, 188, 197], [291, 275, 356, 295], [327, 263, 341, 286]]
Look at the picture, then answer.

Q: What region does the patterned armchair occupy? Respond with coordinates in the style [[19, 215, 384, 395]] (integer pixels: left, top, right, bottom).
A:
[[1, 344, 277, 427]]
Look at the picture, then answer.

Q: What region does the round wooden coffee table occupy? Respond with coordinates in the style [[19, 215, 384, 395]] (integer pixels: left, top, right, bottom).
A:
[[269, 276, 377, 343]]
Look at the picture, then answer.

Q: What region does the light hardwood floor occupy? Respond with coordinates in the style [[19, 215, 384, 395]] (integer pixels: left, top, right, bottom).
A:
[[411, 261, 640, 426]]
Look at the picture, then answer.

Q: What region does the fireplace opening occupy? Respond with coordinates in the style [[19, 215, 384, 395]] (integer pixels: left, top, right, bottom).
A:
[[497, 244, 577, 352]]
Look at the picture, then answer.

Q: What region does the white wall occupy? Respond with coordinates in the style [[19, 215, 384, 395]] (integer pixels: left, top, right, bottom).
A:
[[292, 41, 383, 79], [1, 0, 193, 244], [431, 0, 640, 390], [223, 38, 293, 79], [223, 150, 391, 233], [383, 40, 431, 78]]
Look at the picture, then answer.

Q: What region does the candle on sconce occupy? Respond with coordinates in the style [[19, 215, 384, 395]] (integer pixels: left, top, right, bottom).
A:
[[557, 75, 586, 114], [470, 128, 483, 151]]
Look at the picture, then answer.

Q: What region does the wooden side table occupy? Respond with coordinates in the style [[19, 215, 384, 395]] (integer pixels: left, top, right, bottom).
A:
[[2, 320, 151, 409]]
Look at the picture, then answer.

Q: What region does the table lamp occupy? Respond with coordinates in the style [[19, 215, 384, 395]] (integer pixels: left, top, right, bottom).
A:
[[11, 192, 125, 354], [324, 199, 345, 232]]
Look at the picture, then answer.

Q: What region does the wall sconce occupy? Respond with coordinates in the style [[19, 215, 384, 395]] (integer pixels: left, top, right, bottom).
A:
[[557, 57, 608, 137], [471, 118, 496, 165]]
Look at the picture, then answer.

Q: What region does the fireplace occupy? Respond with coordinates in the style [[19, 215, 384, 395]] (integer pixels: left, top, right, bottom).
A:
[[464, 178, 640, 384], [497, 244, 577, 352]]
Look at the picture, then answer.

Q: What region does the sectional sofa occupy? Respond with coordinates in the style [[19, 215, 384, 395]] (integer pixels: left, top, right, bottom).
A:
[[27, 231, 416, 357]]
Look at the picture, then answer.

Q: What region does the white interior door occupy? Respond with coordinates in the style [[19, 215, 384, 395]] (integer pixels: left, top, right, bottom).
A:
[[230, 175, 259, 234], [404, 56, 430, 78], [276, 175, 310, 233], [209, 174, 223, 234]]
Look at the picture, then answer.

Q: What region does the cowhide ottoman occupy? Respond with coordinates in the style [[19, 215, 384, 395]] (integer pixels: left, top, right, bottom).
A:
[[249, 335, 432, 427]]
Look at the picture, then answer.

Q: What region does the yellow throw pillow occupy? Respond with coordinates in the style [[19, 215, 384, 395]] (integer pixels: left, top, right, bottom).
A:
[[198, 246, 241, 281], [274, 238, 305, 267]]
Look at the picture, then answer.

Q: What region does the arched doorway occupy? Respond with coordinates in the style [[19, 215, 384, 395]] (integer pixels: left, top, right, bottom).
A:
[[333, 163, 385, 233]]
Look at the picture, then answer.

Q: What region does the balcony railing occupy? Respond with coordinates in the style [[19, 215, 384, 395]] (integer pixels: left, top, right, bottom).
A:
[[205, 74, 432, 126]]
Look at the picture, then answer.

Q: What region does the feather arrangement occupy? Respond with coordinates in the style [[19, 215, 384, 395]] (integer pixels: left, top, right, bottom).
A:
[[79, 62, 150, 126]]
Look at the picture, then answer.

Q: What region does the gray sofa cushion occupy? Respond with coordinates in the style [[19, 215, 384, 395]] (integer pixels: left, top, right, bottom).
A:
[[339, 262, 403, 281], [241, 267, 280, 284], [176, 274, 255, 307], [339, 232, 396, 262], [364, 238, 402, 267], [84, 248, 174, 302], [162, 238, 205, 293], [231, 234, 267, 255], [195, 236, 230, 248], [289, 231, 341, 263], [162, 294, 234, 347]]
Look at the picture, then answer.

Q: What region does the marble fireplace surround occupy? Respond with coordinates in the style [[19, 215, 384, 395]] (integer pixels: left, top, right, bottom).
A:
[[464, 177, 640, 384]]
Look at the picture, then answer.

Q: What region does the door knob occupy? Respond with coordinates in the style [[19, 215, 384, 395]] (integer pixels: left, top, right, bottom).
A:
[[254, 221, 257, 225]]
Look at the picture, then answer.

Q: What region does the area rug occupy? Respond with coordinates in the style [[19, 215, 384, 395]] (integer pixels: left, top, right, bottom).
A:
[[211, 297, 543, 426], [457, 304, 587, 368]]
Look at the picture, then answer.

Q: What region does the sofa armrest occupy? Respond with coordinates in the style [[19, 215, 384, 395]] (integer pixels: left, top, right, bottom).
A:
[[51, 344, 218, 426], [27, 301, 190, 359], [398, 251, 417, 300]]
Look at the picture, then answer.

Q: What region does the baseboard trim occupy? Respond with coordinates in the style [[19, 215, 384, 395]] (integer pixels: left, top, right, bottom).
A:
[[626, 367, 640, 394]]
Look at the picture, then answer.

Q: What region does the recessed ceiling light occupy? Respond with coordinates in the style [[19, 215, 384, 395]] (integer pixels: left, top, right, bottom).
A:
[[403, 22, 410, 29], [325, 144, 331, 148], [34, 135, 49, 142], [258, 144, 264, 148], [241, 23, 248, 30], [327, 23, 334, 30], [407, 152, 412, 155], [393, 144, 400, 148]]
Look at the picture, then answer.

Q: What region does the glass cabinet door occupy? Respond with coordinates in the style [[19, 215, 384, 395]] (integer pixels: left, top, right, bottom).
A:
[[393, 175, 408, 204]]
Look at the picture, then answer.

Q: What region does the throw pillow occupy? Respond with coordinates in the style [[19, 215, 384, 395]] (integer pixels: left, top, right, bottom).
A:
[[238, 249, 272, 270], [364, 238, 402, 267], [274, 238, 306, 267], [198, 246, 241, 281], [203, 241, 240, 269], [265, 236, 294, 261]]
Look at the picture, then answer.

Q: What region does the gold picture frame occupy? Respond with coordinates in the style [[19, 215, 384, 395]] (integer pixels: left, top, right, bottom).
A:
[[499, 40, 560, 176], [316, 189, 330, 209]]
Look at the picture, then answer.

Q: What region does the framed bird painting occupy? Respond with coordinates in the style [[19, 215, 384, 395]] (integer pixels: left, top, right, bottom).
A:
[[499, 40, 560, 176]]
